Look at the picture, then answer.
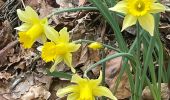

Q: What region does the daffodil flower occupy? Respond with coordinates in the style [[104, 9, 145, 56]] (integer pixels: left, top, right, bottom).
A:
[[109, 0, 165, 36], [56, 71, 117, 100], [15, 6, 49, 48], [88, 42, 103, 50], [41, 27, 81, 73]]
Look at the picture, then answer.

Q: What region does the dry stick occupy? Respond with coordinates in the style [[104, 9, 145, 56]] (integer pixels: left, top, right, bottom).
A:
[[0, 40, 19, 57]]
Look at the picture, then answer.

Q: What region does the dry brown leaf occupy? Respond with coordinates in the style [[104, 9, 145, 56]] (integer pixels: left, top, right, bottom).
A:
[[55, 0, 74, 8], [0, 72, 13, 80], [12, 79, 32, 99], [142, 83, 170, 100], [0, 0, 4, 7], [105, 51, 131, 99], [0, 95, 7, 100], [79, 0, 86, 6], [34, 75, 52, 89], [39, 0, 54, 18], [21, 85, 51, 100]]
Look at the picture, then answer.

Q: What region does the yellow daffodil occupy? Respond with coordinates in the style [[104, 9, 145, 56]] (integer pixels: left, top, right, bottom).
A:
[[41, 27, 81, 73], [88, 42, 103, 50], [56, 71, 117, 100], [15, 6, 49, 48], [109, 0, 165, 36]]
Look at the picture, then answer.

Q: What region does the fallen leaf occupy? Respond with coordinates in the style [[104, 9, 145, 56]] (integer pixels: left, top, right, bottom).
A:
[[105, 51, 131, 99], [21, 85, 51, 100], [79, 0, 86, 6], [0, 72, 13, 80], [0, 0, 4, 7], [142, 83, 170, 100]]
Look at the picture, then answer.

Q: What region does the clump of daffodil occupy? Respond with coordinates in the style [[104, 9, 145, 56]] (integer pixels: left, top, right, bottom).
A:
[[109, 0, 165, 36], [15, 6, 49, 48], [88, 42, 103, 50], [41, 27, 81, 73], [56, 71, 117, 100]]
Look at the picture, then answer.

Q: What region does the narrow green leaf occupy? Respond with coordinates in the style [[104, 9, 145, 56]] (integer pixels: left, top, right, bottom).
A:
[[47, 70, 72, 80]]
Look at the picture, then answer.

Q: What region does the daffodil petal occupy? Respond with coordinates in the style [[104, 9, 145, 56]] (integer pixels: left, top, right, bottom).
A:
[[56, 85, 79, 98], [149, 3, 165, 13], [90, 71, 102, 86], [37, 34, 47, 44], [58, 27, 69, 43], [67, 93, 79, 100], [93, 86, 117, 100], [18, 32, 34, 48], [25, 6, 39, 23], [44, 25, 59, 43], [63, 53, 75, 73], [71, 74, 85, 84], [68, 43, 81, 52], [151, 0, 156, 2], [109, 1, 128, 14], [50, 56, 63, 72], [122, 14, 137, 31], [17, 9, 32, 23], [14, 23, 32, 31], [138, 14, 154, 36]]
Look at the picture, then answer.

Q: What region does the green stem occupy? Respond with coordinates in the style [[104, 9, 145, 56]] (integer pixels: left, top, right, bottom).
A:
[[74, 39, 122, 52], [89, 0, 128, 52], [83, 53, 134, 77], [47, 7, 98, 18], [155, 14, 163, 100], [134, 23, 142, 99], [101, 51, 106, 100], [139, 37, 155, 95], [101, 51, 106, 85], [146, 77, 158, 100]]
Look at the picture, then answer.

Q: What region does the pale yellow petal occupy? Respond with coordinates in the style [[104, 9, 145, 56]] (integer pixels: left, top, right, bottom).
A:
[[44, 25, 59, 42], [56, 85, 79, 98], [39, 34, 47, 44], [122, 14, 137, 31], [25, 6, 39, 18], [109, 1, 128, 14], [93, 86, 117, 100], [149, 3, 165, 13], [138, 14, 154, 36], [50, 56, 63, 72], [71, 74, 85, 84], [68, 43, 81, 52], [63, 53, 75, 73], [58, 27, 69, 43], [67, 93, 79, 100], [15, 23, 32, 31], [90, 71, 102, 86], [25, 6, 39, 23], [152, 0, 156, 2], [17, 9, 32, 23]]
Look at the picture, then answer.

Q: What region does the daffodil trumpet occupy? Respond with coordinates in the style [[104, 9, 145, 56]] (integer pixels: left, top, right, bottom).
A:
[[56, 71, 117, 100], [109, 0, 165, 36], [41, 27, 81, 73], [15, 6, 50, 48]]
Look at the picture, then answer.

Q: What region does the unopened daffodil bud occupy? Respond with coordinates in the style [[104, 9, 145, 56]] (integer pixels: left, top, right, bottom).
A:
[[88, 42, 103, 50]]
